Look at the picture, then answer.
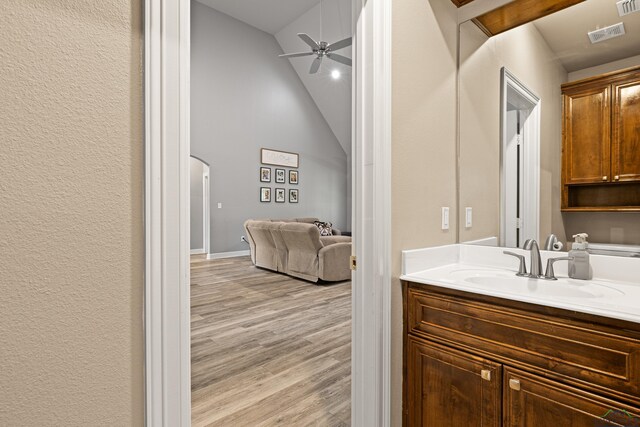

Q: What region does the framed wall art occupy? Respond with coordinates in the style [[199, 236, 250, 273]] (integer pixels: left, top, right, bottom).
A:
[[261, 148, 299, 168], [275, 168, 285, 183], [275, 188, 286, 203], [289, 188, 298, 203], [260, 187, 271, 202], [260, 167, 271, 183], [289, 170, 298, 185]]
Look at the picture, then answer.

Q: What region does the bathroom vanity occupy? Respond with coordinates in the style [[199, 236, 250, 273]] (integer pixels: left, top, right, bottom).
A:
[[401, 244, 640, 426]]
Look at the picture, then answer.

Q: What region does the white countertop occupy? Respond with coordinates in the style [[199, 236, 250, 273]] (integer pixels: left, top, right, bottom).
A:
[[400, 243, 640, 324]]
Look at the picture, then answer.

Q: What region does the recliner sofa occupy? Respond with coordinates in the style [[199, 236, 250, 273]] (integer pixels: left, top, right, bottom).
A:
[[243, 218, 351, 282]]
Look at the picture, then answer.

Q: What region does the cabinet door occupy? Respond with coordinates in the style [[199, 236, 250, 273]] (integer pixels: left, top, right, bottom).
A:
[[406, 337, 501, 427], [612, 73, 640, 182], [504, 367, 640, 427], [563, 85, 611, 184]]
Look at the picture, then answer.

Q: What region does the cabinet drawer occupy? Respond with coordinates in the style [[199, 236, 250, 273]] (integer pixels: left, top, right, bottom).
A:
[[407, 287, 640, 406]]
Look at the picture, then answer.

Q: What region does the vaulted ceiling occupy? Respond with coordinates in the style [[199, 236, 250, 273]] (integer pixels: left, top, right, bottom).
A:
[[195, 0, 352, 156]]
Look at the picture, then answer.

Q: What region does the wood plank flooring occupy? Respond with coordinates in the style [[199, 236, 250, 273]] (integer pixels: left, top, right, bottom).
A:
[[191, 255, 351, 427]]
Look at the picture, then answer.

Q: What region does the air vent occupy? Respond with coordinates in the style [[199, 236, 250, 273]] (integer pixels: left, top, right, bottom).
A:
[[617, 0, 639, 16], [588, 22, 626, 44]]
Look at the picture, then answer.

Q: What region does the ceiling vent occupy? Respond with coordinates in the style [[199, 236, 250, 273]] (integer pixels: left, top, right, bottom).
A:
[[617, 0, 639, 16], [588, 22, 626, 43]]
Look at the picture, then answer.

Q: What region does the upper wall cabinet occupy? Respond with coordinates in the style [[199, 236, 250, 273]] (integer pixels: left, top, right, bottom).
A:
[[561, 66, 640, 211]]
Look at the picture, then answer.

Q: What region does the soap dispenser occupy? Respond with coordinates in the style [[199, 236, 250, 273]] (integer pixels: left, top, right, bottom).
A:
[[568, 233, 592, 280]]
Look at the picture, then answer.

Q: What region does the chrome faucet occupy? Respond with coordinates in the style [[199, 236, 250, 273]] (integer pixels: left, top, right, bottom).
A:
[[523, 239, 543, 278]]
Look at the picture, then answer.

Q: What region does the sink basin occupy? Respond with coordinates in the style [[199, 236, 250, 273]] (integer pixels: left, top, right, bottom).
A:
[[460, 275, 625, 299]]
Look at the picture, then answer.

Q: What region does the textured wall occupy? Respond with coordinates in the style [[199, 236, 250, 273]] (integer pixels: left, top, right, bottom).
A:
[[0, 1, 144, 425], [391, 0, 458, 424], [191, 1, 348, 254]]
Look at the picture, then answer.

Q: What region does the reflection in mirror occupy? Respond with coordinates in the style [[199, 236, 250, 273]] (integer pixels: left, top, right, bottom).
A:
[[458, 0, 640, 253]]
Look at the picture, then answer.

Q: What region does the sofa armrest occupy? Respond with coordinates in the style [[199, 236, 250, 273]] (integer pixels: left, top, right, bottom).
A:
[[318, 242, 352, 282]]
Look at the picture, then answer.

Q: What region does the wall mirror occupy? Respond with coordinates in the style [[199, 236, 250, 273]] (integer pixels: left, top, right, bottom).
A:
[[457, 0, 640, 253]]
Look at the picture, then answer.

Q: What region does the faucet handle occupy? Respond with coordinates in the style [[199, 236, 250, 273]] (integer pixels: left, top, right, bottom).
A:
[[543, 256, 574, 280], [503, 251, 528, 277]]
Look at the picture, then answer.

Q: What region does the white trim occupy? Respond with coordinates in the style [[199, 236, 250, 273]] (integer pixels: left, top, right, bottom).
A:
[[202, 165, 210, 254], [146, 0, 392, 425], [144, 0, 191, 425], [351, 0, 392, 425], [500, 67, 541, 246], [206, 250, 250, 260], [191, 249, 205, 255]]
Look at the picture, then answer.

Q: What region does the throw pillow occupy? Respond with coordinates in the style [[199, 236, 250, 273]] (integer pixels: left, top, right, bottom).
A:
[[313, 221, 333, 236]]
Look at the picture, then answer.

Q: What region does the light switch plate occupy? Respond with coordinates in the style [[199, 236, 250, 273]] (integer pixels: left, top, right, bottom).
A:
[[217, 202, 222, 209], [442, 207, 450, 230], [465, 207, 472, 228]]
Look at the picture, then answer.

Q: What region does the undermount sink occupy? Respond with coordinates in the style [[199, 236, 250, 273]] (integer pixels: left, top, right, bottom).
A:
[[455, 272, 625, 299]]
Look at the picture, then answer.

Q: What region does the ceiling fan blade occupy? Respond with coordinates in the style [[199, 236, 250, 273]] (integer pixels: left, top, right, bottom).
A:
[[328, 36, 352, 51], [298, 33, 320, 50], [327, 53, 352, 67], [279, 52, 315, 58], [309, 57, 322, 74]]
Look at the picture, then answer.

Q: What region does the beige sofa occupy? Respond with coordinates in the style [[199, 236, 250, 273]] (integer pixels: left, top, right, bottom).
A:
[[244, 218, 351, 282]]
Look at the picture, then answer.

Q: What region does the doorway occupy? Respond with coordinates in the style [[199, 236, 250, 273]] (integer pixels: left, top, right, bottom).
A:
[[190, 156, 210, 255], [144, 0, 392, 424], [500, 67, 541, 247]]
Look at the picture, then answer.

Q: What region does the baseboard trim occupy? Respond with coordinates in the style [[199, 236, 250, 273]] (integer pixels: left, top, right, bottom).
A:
[[191, 248, 205, 254], [207, 250, 250, 260]]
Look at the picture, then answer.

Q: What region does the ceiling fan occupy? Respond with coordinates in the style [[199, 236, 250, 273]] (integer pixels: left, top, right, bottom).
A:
[[279, 33, 352, 74]]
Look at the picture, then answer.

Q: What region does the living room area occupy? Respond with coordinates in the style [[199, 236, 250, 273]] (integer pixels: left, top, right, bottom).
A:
[[189, 0, 353, 424]]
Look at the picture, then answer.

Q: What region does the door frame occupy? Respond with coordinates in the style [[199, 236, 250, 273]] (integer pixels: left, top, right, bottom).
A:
[[144, 0, 392, 425], [500, 67, 540, 246], [190, 156, 210, 255]]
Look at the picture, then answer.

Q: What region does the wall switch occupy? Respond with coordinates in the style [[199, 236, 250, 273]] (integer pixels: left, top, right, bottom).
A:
[[441, 207, 450, 230], [217, 202, 222, 209], [465, 207, 473, 228]]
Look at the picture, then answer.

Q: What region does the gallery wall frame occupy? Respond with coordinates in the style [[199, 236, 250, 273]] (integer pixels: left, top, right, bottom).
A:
[[261, 148, 299, 168], [260, 167, 271, 182]]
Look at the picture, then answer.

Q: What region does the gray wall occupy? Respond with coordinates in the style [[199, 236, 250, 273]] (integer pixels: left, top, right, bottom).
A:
[[190, 157, 205, 250], [191, 1, 348, 254]]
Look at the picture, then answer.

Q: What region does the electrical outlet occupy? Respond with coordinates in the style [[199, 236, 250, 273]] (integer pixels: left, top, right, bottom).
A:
[[217, 202, 222, 209], [441, 207, 450, 230]]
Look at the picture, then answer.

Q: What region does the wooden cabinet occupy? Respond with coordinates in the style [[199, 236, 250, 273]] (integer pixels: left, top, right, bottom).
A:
[[561, 66, 640, 211], [504, 368, 639, 427], [403, 281, 640, 426], [562, 83, 610, 185], [406, 337, 501, 427], [612, 75, 640, 183]]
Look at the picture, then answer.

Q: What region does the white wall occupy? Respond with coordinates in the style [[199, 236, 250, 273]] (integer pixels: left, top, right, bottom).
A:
[[191, 1, 348, 254], [568, 54, 640, 81]]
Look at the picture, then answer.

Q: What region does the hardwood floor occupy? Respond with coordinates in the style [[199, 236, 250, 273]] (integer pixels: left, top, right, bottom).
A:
[[191, 255, 351, 427]]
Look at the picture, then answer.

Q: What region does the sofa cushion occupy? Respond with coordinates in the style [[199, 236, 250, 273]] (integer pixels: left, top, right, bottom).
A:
[[320, 235, 352, 246]]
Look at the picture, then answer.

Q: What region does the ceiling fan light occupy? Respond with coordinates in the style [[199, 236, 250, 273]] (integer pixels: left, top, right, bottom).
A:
[[331, 69, 341, 79]]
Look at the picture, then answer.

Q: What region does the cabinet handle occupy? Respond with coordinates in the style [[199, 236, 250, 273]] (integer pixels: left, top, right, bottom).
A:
[[481, 369, 491, 381], [614, 175, 620, 181], [602, 176, 608, 181], [509, 379, 521, 391]]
